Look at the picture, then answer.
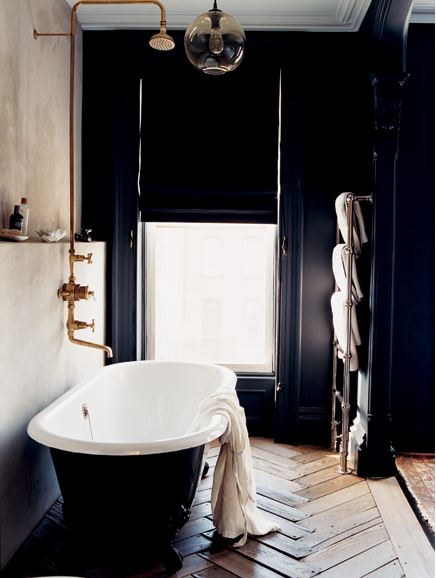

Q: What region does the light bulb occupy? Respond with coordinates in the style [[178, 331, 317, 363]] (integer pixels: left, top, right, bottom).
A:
[[209, 26, 224, 54], [184, 3, 245, 75]]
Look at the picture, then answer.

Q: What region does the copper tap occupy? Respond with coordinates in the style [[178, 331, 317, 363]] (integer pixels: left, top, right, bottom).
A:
[[65, 301, 113, 358]]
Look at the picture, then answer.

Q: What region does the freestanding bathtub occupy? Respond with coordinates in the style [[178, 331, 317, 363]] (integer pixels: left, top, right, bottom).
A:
[[28, 360, 237, 573]]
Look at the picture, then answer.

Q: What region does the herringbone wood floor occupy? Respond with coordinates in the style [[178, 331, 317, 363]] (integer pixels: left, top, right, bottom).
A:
[[3, 438, 434, 578]]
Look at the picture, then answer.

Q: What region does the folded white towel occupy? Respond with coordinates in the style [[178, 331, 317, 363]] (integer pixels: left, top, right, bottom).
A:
[[331, 291, 361, 371], [332, 243, 364, 302], [335, 193, 368, 256], [192, 389, 280, 546]]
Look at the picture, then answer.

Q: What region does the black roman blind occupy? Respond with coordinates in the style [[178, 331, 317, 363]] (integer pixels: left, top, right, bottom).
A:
[[139, 35, 280, 223]]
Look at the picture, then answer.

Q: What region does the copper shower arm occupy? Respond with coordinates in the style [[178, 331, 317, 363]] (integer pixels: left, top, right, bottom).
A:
[[70, 0, 169, 37], [33, 0, 168, 39]]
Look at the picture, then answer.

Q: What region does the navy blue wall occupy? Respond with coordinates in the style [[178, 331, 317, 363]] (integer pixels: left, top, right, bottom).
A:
[[392, 24, 435, 452]]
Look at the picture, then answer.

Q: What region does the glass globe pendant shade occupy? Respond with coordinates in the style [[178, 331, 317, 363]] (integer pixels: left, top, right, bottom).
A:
[[184, 2, 245, 75]]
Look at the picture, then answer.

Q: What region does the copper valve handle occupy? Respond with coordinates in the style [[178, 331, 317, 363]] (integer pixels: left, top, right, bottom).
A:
[[72, 319, 95, 332], [76, 285, 94, 300], [74, 252, 93, 264], [58, 283, 94, 301]]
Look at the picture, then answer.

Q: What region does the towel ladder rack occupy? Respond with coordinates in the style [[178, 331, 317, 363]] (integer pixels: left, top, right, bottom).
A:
[[331, 193, 372, 474]]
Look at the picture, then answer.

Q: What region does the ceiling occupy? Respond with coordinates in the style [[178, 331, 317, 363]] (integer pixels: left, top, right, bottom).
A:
[[64, 0, 434, 31]]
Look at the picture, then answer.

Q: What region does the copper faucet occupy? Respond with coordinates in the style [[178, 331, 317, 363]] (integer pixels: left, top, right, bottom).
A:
[[66, 301, 113, 358], [58, 279, 113, 358]]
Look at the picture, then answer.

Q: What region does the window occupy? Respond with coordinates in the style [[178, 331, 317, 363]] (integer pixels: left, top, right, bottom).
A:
[[144, 222, 276, 373]]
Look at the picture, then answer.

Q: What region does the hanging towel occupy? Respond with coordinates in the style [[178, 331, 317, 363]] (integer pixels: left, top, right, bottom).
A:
[[331, 290, 361, 371], [189, 389, 280, 546], [335, 193, 369, 256], [332, 243, 364, 302]]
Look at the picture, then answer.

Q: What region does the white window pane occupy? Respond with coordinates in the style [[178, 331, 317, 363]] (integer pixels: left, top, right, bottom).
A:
[[147, 223, 276, 373]]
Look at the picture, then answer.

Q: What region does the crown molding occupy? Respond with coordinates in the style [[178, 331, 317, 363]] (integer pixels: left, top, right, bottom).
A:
[[410, 0, 435, 22], [64, 0, 434, 30], [64, 0, 371, 32]]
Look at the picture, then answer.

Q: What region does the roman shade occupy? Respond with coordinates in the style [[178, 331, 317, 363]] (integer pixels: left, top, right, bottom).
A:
[[139, 37, 280, 223]]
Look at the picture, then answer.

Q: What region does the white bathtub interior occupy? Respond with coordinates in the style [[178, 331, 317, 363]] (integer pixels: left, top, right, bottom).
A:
[[28, 361, 236, 455]]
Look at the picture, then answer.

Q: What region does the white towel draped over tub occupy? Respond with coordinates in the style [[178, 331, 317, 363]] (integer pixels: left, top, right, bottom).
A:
[[189, 389, 280, 546], [331, 290, 362, 371], [335, 193, 368, 256]]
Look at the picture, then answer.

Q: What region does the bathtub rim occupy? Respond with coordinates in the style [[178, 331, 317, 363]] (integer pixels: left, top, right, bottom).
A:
[[27, 360, 237, 456]]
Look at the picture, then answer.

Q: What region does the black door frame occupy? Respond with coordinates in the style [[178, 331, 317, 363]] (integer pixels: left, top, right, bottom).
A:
[[274, 66, 305, 444]]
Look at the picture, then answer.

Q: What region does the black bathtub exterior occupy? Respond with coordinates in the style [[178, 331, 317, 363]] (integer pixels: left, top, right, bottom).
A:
[[50, 444, 206, 572]]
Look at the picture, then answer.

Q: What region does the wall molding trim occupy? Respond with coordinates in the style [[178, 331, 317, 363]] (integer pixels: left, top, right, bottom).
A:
[[64, 0, 434, 30], [410, 0, 435, 23], [65, 0, 373, 32]]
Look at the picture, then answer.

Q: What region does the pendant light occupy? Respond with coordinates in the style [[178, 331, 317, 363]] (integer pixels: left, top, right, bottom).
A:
[[184, 1, 245, 75]]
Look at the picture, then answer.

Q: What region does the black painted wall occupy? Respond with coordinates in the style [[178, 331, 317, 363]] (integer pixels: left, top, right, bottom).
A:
[[81, 26, 434, 450], [391, 24, 435, 452], [279, 33, 373, 443]]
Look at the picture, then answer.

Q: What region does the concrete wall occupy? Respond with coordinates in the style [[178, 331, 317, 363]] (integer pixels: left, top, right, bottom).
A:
[[0, 242, 107, 569], [0, 0, 82, 234], [0, 0, 105, 569]]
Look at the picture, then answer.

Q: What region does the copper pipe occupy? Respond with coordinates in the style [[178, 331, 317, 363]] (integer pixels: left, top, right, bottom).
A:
[[33, 30, 72, 39], [35, 0, 171, 358], [68, 0, 170, 280]]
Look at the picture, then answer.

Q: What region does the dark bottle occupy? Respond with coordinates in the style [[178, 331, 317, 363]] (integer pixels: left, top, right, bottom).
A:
[[9, 205, 24, 231]]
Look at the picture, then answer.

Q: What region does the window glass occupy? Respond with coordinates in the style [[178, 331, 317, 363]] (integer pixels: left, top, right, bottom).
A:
[[146, 223, 276, 373]]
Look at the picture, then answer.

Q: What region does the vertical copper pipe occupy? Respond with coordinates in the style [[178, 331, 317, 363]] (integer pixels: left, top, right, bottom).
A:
[[69, 6, 77, 282], [35, 0, 168, 359], [67, 0, 168, 284]]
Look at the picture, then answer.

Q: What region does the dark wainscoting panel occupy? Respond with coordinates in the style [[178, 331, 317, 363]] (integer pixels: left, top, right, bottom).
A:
[[236, 375, 275, 438], [298, 407, 331, 444]]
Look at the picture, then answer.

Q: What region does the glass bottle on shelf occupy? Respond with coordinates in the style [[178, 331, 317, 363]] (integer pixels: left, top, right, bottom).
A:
[[9, 206, 24, 231]]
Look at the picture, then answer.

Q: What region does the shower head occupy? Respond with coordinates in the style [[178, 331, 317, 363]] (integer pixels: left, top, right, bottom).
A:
[[149, 29, 175, 51]]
